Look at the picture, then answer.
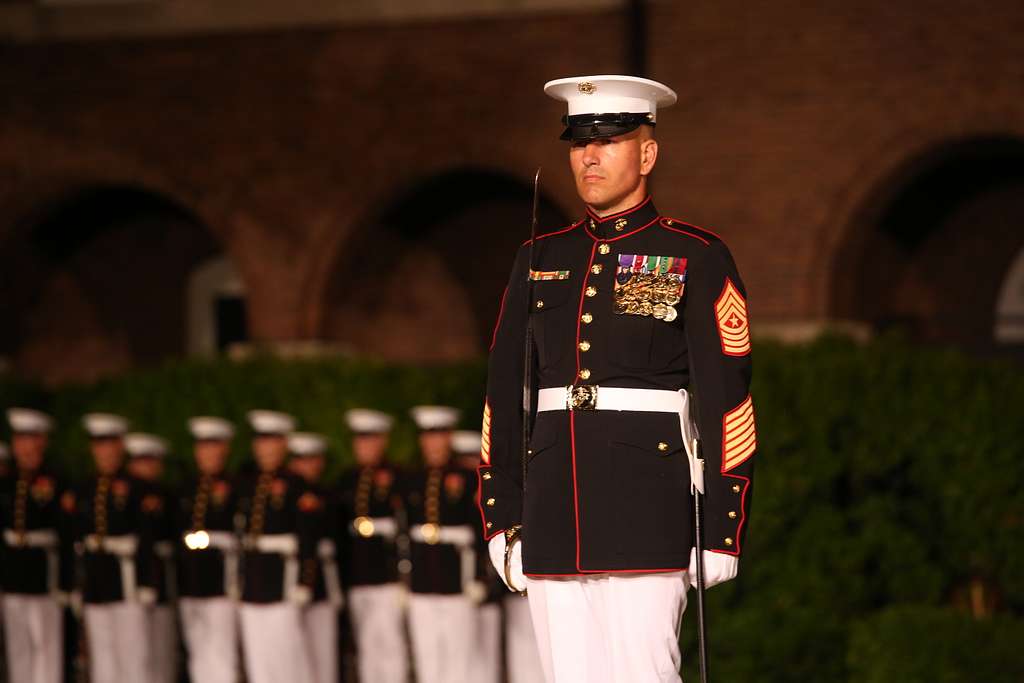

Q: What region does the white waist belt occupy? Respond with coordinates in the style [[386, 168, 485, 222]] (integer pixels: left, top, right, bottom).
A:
[[182, 530, 238, 552], [247, 533, 298, 555], [84, 534, 139, 601], [536, 385, 705, 493], [84, 534, 138, 556], [409, 524, 475, 547], [4, 528, 60, 595], [349, 516, 398, 539], [3, 528, 58, 548]]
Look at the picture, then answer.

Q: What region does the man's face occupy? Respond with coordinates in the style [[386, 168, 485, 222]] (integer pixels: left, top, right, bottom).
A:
[[11, 432, 47, 472], [127, 457, 163, 482], [352, 433, 388, 467], [90, 437, 125, 475], [419, 431, 452, 468], [569, 127, 658, 211], [252, 435, 287, 472], [194, 439, 230, 476], [289, 455, 325, 483]]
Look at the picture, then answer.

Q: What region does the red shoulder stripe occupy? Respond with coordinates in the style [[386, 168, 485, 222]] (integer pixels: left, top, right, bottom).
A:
[[659, 218, 710, 246], [521, 219, 584, 246]]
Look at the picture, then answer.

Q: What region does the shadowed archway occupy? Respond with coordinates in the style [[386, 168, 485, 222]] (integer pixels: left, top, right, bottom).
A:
[[829, 136, 1024, 356], [319, 168, 570, 361]]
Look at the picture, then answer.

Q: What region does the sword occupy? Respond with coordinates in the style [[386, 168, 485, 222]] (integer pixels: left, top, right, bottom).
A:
[[692, 437, 710, 683], [508, 167, 542, 596]]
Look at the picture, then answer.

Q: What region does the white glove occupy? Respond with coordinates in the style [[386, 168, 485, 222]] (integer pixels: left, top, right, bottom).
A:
[[289, 585, 312, 606], [687, 548, 738, 589], [488, 534, 527, 593], [136, 587, 158, 606]]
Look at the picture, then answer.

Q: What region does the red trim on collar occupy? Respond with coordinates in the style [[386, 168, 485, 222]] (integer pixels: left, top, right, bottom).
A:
[[585, 216, 660, 242], [585, 195, 653, 223]]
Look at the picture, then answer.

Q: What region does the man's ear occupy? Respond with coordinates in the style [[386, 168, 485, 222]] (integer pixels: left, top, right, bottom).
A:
[[640, 138, 658, 177]]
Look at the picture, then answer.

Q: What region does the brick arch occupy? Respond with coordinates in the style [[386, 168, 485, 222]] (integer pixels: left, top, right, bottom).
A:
[[314, 166, 570, 361], [0, 183, 242, 384], [826, 133, 1024, 351]]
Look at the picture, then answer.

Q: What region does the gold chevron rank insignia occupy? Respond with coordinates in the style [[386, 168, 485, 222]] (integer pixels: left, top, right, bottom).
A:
[[715, 278, 751, 356], [722, 394, 756, 472]]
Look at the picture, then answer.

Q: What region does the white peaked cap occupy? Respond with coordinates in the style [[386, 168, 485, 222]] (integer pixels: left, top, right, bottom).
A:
[[544, 74, 677, 117], [189, 416, 235, 441], [82, 413, 130, 438], [451, 430, 483, 455], [288, 432, 328, 457], [345, 409, 394, 434], [124, 432, 169, 459], [7, 407, 54, 434], [409, 405, 460, 431], [247, 410, 296, 436], [0, 442, 9, 460]]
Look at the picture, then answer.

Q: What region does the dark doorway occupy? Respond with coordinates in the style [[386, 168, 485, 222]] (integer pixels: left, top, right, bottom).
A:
[[831, 137, 1024, 357], [320, 168, 570, 361]]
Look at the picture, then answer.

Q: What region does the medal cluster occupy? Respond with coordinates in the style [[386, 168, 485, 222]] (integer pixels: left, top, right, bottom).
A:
[[613, 271, 684, 321]]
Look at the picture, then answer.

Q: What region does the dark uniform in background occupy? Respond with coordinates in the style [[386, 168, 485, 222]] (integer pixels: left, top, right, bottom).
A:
[[287, 432, 342, 683], [71, 413, 159, 683], [0, 408, 67, 683], [124, 432, 178, 683], [404, 406, 483, 683], [177, 416, 240, 683], [479, 75, 757, 683], [337, 408, 408, 683], [236, 409, 317, 683]]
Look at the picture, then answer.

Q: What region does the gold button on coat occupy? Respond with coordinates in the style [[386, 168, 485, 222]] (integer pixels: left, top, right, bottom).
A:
[[591, 264, 603, 274], [578, 369, 591, 380], [579, 340, 591, 352], [486, 498, 495, 506], [732, 484, 741, 493], [535, 300, 544, 309], [728, 511, 737, 519], [657, 442, 669, 452], [585, 286, 597, 297], [581, 313, 593, 324], [598, 244, 611, 255], [482, 472, 492, 480], [724, 537, 734, 546]]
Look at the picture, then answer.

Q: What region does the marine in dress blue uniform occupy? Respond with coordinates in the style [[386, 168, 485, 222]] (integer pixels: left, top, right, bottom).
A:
[[479, 75, 758, 683]]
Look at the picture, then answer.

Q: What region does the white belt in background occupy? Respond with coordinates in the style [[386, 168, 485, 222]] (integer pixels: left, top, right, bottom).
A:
[[348, 516, 398, 539], [84, 534, 140, 600], [3, 528, 60, 594], [245, 533, 300, 601], [409, 524, 477, 596], [536, 385, 705, 493]]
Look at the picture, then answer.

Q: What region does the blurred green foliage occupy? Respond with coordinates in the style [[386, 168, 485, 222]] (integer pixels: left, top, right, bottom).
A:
[[3, 335, 1022, 680]]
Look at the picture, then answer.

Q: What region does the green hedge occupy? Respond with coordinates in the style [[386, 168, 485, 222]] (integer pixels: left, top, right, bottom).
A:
[[2, 335, 1022, 682]]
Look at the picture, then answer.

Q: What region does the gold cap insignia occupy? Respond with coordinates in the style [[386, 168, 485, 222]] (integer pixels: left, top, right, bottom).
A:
[[578, 81, 596, 95]]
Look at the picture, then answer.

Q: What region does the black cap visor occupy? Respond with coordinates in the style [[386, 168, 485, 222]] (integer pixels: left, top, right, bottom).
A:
[[560, 112, 654, 141]]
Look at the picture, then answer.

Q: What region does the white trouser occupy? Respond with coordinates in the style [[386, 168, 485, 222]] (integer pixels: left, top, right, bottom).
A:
[[407, 593, 475, 683], [526, 571, 689, 683], [469, 602, 502, 683], [506, 592, 545, 683], [347, 583, 408, 683], [179, 597, 238, 683], [302, 602, 338, 683], [84, 602, 150, 683], [239, 602, 314, 683], [149, 604, 177, 683], [2, 593, 63, 683]]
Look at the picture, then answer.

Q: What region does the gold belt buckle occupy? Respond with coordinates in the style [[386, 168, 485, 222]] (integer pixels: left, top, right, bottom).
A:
[[568, 384, 598, 410]]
